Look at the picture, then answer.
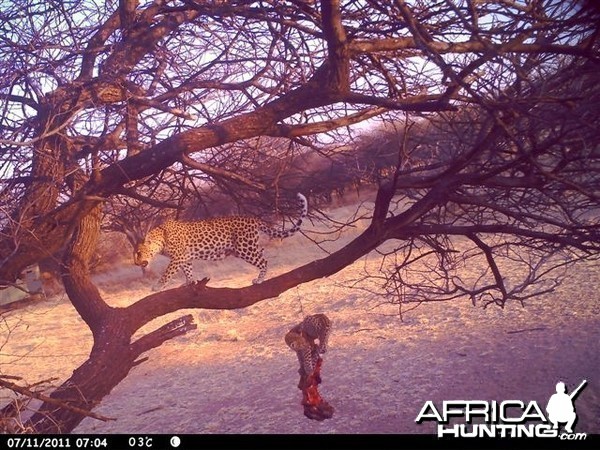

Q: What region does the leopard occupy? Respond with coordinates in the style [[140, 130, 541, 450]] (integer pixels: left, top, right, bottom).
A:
[[134, 193, 307, 291], [285, 314, 332, 376]]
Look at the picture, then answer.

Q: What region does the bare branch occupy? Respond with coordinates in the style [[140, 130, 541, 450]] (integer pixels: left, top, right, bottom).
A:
[[130, 314, 198, 356], [0, 379, 115, 423], [181, 154, 268, 191]]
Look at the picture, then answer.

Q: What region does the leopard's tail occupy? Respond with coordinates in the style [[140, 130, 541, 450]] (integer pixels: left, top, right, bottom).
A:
[[261, 193, 307, 239]]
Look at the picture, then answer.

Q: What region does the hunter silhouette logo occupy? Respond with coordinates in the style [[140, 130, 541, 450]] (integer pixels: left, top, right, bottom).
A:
[[415, 379, 589, 439], [546, 380, 587, 434]]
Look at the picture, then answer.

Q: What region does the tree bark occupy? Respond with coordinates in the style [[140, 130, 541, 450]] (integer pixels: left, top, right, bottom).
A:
[[25, 202, 198, 433], [21, 183, 397, 433], [3, 0, 596, 434]]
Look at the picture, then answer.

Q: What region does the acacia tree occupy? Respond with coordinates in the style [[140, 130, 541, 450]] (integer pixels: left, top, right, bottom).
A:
[[0, 0, 599, 433]]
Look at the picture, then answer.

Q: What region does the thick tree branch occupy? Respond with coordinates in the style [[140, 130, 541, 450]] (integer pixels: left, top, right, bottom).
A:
[[271, 107, 387, 138], [130, 314, 197, 356], [321, 0, 350, 93], [124, 223, 384, 332], [61, 205, 112, 334], [181, 155, 268, 191], [115, 187, 183, 210], [349, 37, 597, 58], [2, 94, 40, 111], [101, 5, 200, 78], [1, 0, 598, 435], [77, 9, 121, 81], [343, 93, 456, 111]]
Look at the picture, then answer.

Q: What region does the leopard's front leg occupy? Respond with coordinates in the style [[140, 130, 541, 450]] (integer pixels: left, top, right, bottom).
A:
[[152, 259, 184, 291]]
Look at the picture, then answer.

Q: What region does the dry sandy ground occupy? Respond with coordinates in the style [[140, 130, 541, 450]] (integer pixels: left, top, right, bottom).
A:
[[1, 201, 599, 435]]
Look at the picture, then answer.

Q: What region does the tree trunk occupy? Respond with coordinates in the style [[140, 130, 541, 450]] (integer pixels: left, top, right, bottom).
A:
[[27, 333, 135, 433], [20, 184, 397, 433]]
